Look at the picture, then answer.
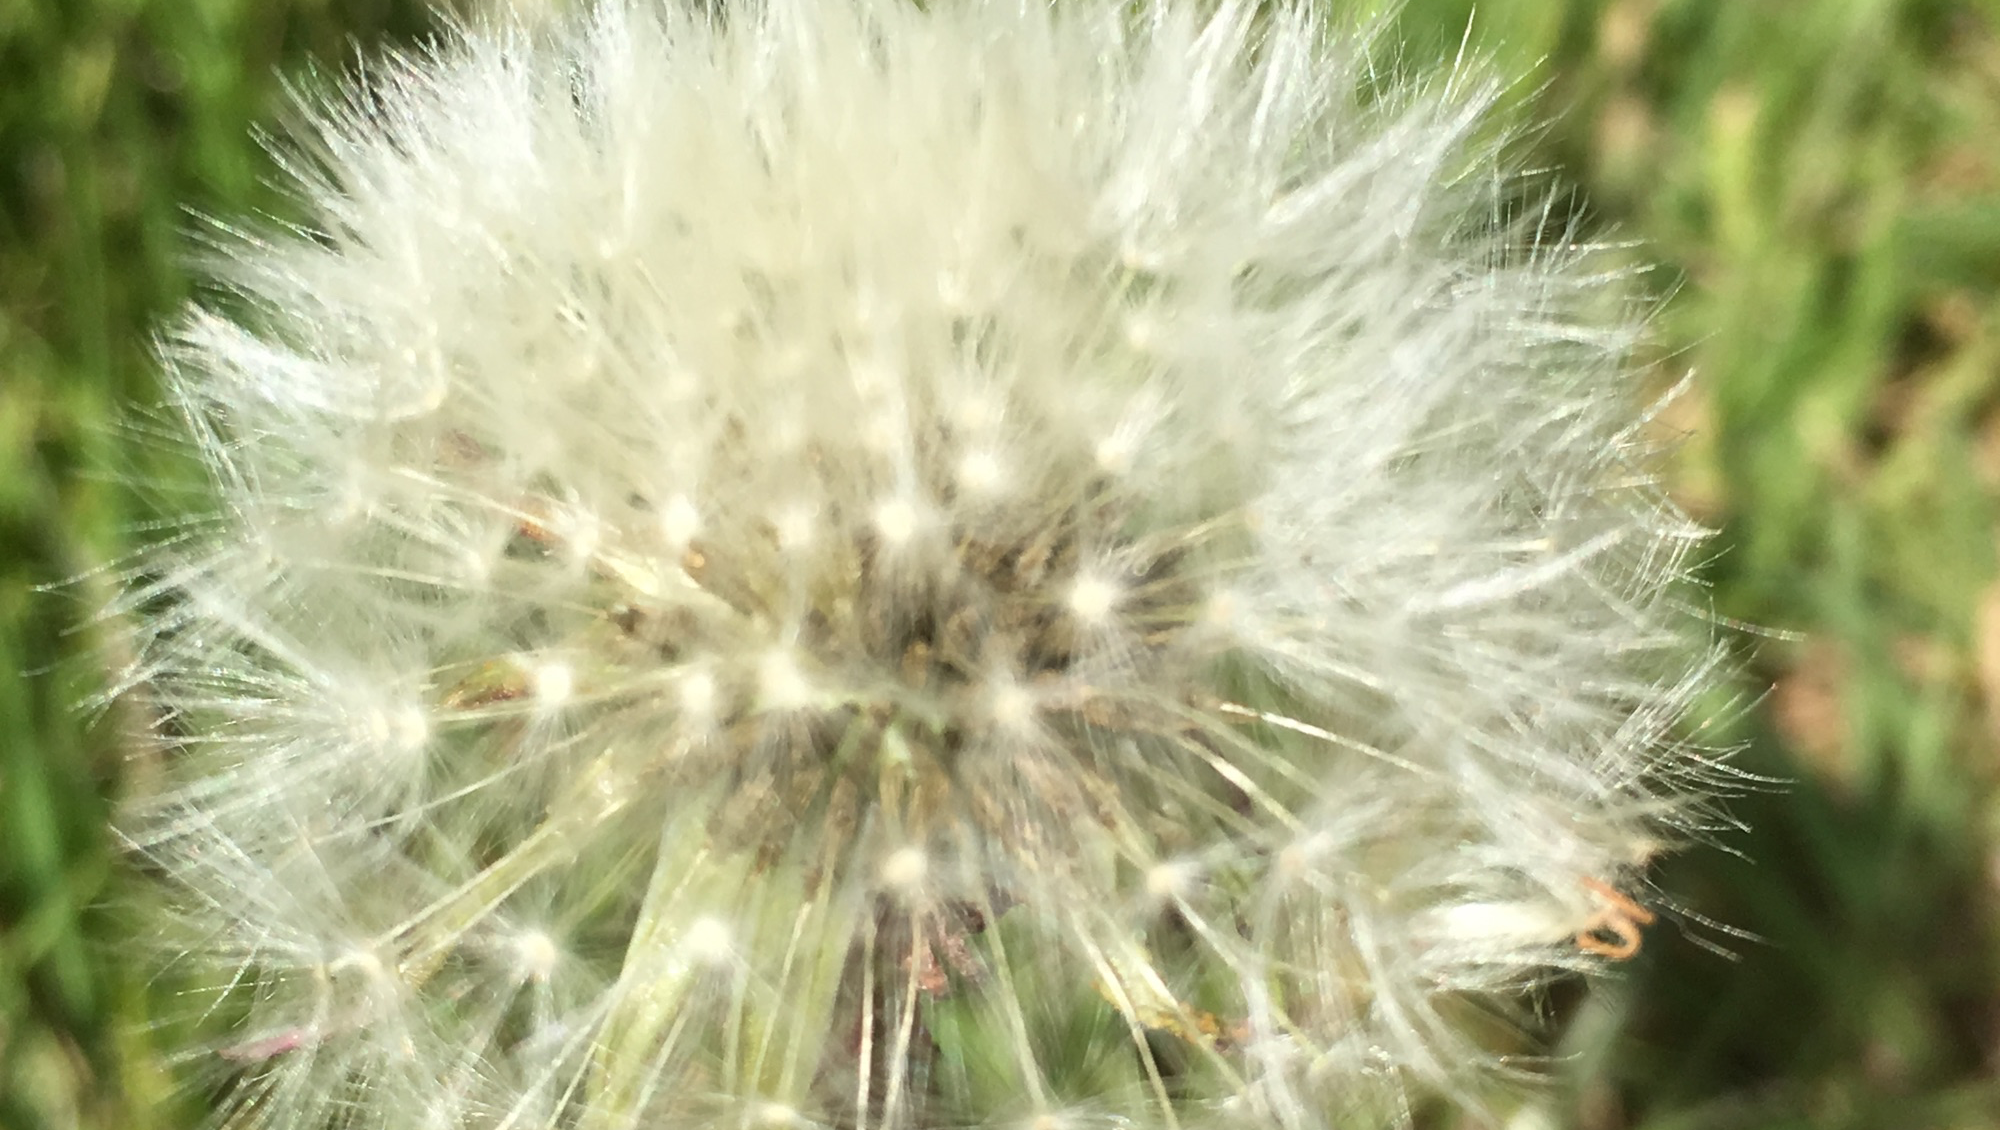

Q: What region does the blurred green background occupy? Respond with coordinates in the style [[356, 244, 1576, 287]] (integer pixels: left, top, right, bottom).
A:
[[4, 0, 1999, 1127]]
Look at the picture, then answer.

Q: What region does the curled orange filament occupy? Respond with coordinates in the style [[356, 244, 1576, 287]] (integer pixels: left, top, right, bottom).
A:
[[1576, 877, 1657, 960]]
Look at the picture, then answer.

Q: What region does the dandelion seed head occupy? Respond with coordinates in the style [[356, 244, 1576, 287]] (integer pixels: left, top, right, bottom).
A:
[[110, 1, 1730, 1127]]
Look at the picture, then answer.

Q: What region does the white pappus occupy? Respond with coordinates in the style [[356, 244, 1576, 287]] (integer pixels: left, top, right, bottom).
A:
[[104, 2, 1734, 1129]]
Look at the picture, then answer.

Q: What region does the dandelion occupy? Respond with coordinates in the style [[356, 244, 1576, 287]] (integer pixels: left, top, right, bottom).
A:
[[106, 1, 1729, 1128]]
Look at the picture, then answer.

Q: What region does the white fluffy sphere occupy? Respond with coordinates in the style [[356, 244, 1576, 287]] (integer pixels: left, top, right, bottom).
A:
[[111, 2, 1727, 1128]]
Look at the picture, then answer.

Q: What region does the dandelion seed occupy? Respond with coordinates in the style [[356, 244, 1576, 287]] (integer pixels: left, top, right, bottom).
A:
[[361, 703, 429, 761], [988, 682, 1038, 732], [758, 1103, 805, 1128], [682, 916, 735, 964], [528, 660, 574, 709], [659, 493, 702, 547], [1066, 575, 1122, 626], [880, 847, 929, 893], [679, 668, 719, 721], [758, 649, 812, 711], [773, 503, 819, 552], [956, 449, 1006, 496], [1144, 861, 1197, 902], [511, 929, 561, 983], [873, 497, 921, 548]]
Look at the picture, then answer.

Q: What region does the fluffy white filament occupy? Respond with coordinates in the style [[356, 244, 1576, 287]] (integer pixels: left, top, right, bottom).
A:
[[108, 2, 1728, 1128]]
